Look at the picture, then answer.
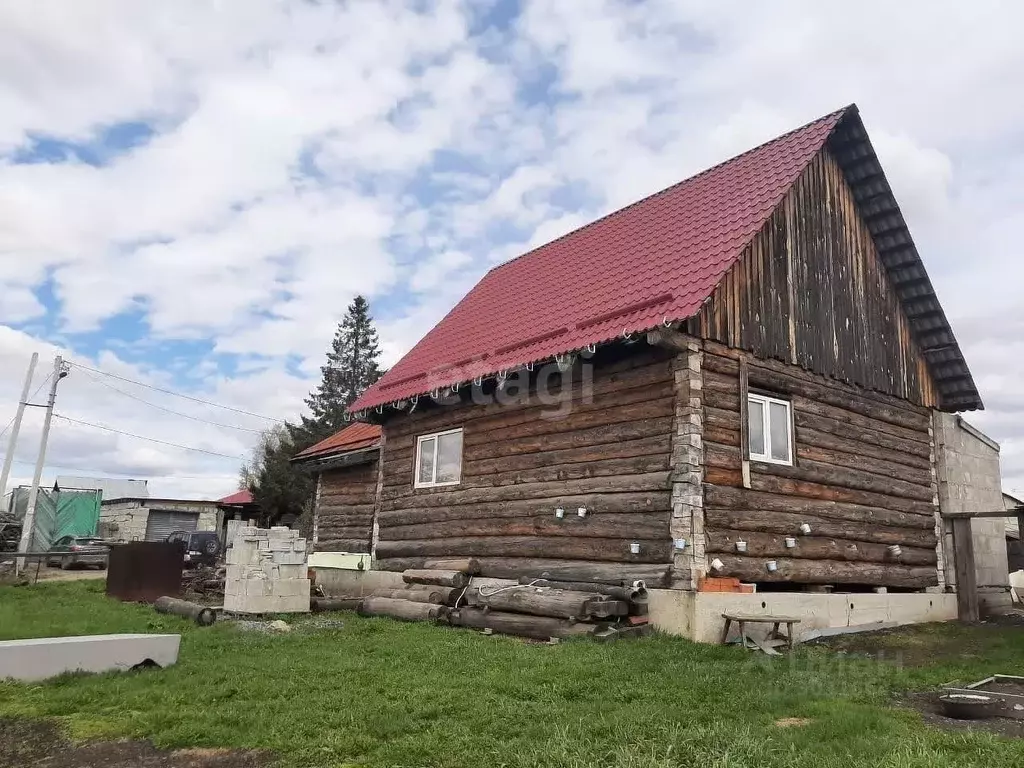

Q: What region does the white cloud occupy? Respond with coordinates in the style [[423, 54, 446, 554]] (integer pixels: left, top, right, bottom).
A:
[[0, 0, 1023, 496]]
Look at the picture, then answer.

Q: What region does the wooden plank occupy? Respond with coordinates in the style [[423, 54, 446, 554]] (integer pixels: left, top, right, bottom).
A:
[[383, 354, 674, 442], [402, 569, 469, 588], [739, 357, 751, 489], [794, 411, 932, 459], [376, 535, 672, 563], [704, 484, 935, 527], [358, 597, 449, 622], [381, 472, 673, 509], [376, 491, 671, 528], [705, 507, 937, 547], [464, 585, 621, 620], [374, 557, 672, 587], [951, 517, 979, 621], [379, 511, 669, 542], [706, 529, 936, 566], [715, 555, 937, 587], [314, 538, 370, 553], [447, 608, 598, 640]]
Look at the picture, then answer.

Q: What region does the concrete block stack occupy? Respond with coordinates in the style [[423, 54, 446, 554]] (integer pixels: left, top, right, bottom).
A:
[[224, 526, 310, 614]]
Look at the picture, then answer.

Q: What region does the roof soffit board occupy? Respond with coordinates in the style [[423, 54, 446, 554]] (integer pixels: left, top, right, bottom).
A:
[[825, 109, 982, 411]]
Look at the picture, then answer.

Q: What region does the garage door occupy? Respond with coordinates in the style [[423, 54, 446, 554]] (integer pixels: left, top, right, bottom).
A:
[[145, 510, 199, 542]]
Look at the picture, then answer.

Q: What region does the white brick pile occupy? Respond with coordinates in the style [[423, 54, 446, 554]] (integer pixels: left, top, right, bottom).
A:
[[224, 526, 310, 614]]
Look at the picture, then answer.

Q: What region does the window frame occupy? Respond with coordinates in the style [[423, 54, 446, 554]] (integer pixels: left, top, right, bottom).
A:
[[413, 428, 464, 489], [747, 392, 794, 466]]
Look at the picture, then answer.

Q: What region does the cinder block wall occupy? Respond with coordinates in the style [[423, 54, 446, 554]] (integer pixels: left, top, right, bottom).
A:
[[933, 414, 1009, 607], [98, 500, 148, 541]]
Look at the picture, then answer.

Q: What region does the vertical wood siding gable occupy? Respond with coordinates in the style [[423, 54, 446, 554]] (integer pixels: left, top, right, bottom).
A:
[[694, 148, 939, 408]]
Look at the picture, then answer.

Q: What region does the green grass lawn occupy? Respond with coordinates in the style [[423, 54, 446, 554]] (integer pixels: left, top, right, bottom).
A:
[[1, 580, 1022, 767]]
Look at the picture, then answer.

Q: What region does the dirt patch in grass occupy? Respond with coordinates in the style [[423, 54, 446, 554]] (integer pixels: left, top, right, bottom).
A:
[[0, 718, 270, 768], [809, 617, 1024, 668], [774, 717, 812, 728], [900, 692, 1024, 740]]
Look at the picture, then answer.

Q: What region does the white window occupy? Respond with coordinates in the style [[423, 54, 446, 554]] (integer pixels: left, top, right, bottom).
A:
[[747, 393, 793, 465], [414, 428, 464, 488]]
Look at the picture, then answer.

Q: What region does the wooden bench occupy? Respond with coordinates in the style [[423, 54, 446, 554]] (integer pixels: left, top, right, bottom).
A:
[[721, 613, 801, 653]]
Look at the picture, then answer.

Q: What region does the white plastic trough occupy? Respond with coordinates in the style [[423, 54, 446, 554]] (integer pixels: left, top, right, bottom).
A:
[[0, 633, 181, 682]]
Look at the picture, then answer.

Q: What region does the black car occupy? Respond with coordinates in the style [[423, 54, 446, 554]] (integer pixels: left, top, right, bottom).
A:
[[46, 536, 110, 569], [166, 530, 222, 567]]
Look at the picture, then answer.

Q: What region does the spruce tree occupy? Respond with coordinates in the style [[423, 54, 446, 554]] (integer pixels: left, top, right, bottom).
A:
[[300, 295, 383, 441]]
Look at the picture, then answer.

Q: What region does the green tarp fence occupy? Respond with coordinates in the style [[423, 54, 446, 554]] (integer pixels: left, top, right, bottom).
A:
[[11, 487, 101, 551]]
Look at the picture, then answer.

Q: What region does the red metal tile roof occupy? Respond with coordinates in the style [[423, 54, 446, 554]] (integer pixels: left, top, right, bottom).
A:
[[218, 489, 253, 505], [293, 422, 382, 460], [352, 107, 851, 413]]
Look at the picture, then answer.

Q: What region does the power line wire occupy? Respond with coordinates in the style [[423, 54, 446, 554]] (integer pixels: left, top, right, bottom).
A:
[[76, 367, 263, 434], [66, 362, 277, 422], [0, 373, 54, 442], [53, 414, 244, 460], [7, 459, 239, 482]]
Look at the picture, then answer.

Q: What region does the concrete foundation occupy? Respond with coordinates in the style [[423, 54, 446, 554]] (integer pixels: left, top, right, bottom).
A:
[[649, 590, 957, 643], [0, 634, 180, 682], [312, 567, 405, 597], [224, 526, 310, 613]]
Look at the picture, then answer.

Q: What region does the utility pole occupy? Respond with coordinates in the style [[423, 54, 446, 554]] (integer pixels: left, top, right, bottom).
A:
[[0, 352, 38, 503], [17, 356, 69, 572]]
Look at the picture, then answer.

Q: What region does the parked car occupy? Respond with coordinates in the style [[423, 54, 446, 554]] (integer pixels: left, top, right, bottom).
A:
[[166, 530, 222, 568], [46, 536, 110, 570]]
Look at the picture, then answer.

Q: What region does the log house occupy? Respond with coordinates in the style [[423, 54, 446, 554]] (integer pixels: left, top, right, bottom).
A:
[[315, 105, 989, 604], [291, 422, 381, 554]]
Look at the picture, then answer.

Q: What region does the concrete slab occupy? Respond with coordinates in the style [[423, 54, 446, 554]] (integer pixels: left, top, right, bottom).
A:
[[0, 634, 180, 682], [648, 590, 958, 643], [311, 567, 404, 597]]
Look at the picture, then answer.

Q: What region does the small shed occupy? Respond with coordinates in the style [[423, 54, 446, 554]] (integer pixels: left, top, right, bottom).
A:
[[291, 423, 382, 556]]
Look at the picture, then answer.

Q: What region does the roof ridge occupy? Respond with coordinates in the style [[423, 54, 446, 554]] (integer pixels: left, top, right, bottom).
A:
[[485, 104, 855, 275]]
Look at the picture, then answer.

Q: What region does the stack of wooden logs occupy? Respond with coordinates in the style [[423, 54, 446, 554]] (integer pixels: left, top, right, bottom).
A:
[[341, 558, 651, 641]]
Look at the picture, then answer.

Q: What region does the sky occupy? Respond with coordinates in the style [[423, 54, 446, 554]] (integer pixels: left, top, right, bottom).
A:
[[1, 0, 1022, 501]]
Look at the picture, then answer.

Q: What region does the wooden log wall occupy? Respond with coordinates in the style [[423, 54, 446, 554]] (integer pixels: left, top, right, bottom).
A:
[[375, 348, 676, 580], [314, 460, 378, 553], [701, 341, 939, 588], [691, 148, 939, 409]]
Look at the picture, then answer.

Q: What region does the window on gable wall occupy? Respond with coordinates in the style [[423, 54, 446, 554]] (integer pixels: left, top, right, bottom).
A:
[[415, 428, 464, 488], [747, 393, 793, 465]]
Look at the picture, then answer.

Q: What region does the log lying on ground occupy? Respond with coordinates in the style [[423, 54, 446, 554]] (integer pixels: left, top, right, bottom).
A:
[[358, 597, 449, 622], [155, 596, 216, 626], [518, 577, 648, 604], [465, 585, 628, 620], [310, 597, 363, 613], [373, 587, 453, 605], [714, 555, 937, 588], [402, 569, 469, 588], [422, 558, 481, 575], [448, 608, 599, 640]]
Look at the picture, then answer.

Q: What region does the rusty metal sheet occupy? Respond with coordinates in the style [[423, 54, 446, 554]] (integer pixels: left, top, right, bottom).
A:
[[106, 541, 183, 603]]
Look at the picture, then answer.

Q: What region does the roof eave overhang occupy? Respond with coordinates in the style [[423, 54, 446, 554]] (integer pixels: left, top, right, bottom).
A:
[[291, 444, 380, 473], [826, 107, 983, 412]]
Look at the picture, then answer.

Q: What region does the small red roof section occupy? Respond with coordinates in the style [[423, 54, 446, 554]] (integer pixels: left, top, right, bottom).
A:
[[218, 489, 254, 505], [352, 106, 850, 413], [293, 422, 382, 461]]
